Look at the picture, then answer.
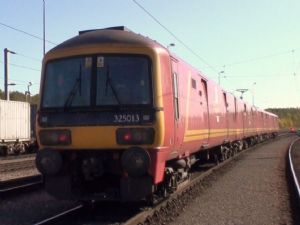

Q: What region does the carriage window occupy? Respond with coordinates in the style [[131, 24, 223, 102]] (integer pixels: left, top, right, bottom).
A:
[[42, 55, 152, 109], [234, 97, 237, 121], [223, 93, 228, 110], [192, 78, 196, 89], [42, 57, 92, 108], [96, 56, 151, 106]]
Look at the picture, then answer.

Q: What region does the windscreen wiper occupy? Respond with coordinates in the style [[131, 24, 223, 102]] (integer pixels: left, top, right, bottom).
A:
[[105, 65, 122, 105], [64, 64, 82, 109]]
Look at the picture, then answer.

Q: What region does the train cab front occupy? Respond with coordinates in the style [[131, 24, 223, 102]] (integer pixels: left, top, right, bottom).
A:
[[35, 47, 165, 202]]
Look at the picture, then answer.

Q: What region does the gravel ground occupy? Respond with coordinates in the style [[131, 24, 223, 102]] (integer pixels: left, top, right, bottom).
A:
[[170, 136, 297, 225], [0, 136, 296, 225], [0, 155, 38, 181], [0, 156, 77, 225], [0, 190, 78, 225], [0, 154, 35, 162], [0, 168, 39, 181], [0, 156, 35, 164]]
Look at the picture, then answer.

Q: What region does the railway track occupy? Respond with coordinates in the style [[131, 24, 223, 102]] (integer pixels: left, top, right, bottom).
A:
[[0, 153, 35, 161], [125, 134, 297, 225], [288, 137, 300, 204], [0, 156, 35, 173], [32, 136, 287, 225], [33, 205, 84, 225], [123, 154, 239, 225], [0, 174, 43, 198]]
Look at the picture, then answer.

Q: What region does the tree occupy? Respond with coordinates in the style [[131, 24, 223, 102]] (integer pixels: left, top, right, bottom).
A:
[[0, 89, 3, 99], [266, 108, 300, 129], [0, 89, 39, 105]]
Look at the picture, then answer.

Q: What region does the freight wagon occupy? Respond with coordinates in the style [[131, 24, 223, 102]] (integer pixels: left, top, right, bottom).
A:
[[0, 100, 37, 156]]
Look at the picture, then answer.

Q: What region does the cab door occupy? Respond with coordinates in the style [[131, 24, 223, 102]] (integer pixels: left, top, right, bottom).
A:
[[200, 79, 209, 146], [243, 104, 247, 137], [171, 60, 180, 149], [223, 92, 229, 140]]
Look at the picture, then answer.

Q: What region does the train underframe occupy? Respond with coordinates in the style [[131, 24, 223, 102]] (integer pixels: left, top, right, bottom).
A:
[[0, 139, 38, 156], [155, 132, 278, 201], [39, 149, 153, 202], [39, 133, 277, 203]]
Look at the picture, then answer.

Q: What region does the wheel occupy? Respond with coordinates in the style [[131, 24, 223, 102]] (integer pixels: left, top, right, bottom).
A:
[[13, 147, 21, 155], [81, 200, 96, 210], [213, 153, 219, 165], [146, 194, 155, 206], [27, 143, 38, 153], [233, 146, 238, 155], [0, 146, 8, 156]]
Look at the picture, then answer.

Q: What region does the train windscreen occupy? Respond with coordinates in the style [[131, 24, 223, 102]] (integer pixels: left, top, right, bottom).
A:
[[42, 55, 152, 109]]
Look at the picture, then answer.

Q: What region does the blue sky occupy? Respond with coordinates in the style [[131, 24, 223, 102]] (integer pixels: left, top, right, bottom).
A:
[[0, 0, 299, 109]]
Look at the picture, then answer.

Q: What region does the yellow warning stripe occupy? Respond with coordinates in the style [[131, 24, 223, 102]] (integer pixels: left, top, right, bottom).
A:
[[184, 128, 276, 142]]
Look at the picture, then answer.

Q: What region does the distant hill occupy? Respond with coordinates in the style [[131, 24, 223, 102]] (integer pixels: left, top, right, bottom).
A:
[[0, 89, 39, 105], [266, 108, 300, 128]]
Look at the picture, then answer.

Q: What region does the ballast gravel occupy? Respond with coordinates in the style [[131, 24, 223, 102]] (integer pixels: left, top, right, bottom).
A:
[[0, 168, 39, 181], [0, 190, 78, 225], [0, 155, 38, 181], [170, 136, 297, 225]]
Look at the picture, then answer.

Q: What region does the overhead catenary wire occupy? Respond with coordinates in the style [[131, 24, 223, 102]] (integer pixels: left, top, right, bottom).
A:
[[209, 49, 300, 82], [131, 0, 218, 74], [0, 21, 57, 45], [222, 48, 299, 68], [1, 7, 298, 77], [0, 60, 40, 72], [291, 50, 300, 102], [0, 76, 40, 85], [222, 73, 293, 78], [9, 62, 40, 72], [14, 52, 42, 62], [131, 0, 300, 83]]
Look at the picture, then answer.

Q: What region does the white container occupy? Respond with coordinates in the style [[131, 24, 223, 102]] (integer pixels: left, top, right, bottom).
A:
[[0, 100, 31, 143]]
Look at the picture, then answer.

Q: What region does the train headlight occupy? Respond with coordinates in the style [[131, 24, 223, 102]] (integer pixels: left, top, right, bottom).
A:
[[116, 128, 154, 145], [35, 148, 63, 175], [39, 130, 71, 146], [121, 147, 150, 177]]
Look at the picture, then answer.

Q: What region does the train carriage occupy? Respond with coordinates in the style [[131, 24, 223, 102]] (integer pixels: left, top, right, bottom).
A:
[[35, 27, 279, 202]]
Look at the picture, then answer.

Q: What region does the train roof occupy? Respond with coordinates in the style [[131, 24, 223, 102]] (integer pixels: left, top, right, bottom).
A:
[[49, 26, 165, 52], [264, 110, 278, 118]]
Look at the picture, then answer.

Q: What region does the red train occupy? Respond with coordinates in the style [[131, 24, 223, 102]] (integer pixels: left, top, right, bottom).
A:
[[35, 26, 279, 202]]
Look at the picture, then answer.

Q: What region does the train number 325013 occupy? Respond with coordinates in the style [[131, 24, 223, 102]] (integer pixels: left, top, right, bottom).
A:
[[113, 114, 140, 123]]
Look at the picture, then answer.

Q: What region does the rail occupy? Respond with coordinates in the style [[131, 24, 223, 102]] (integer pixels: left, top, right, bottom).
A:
[[32, 205, 83, 225], [288, 137, 300, 203], [29, 135, 288, 225], [0, 174, 42, 197]]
